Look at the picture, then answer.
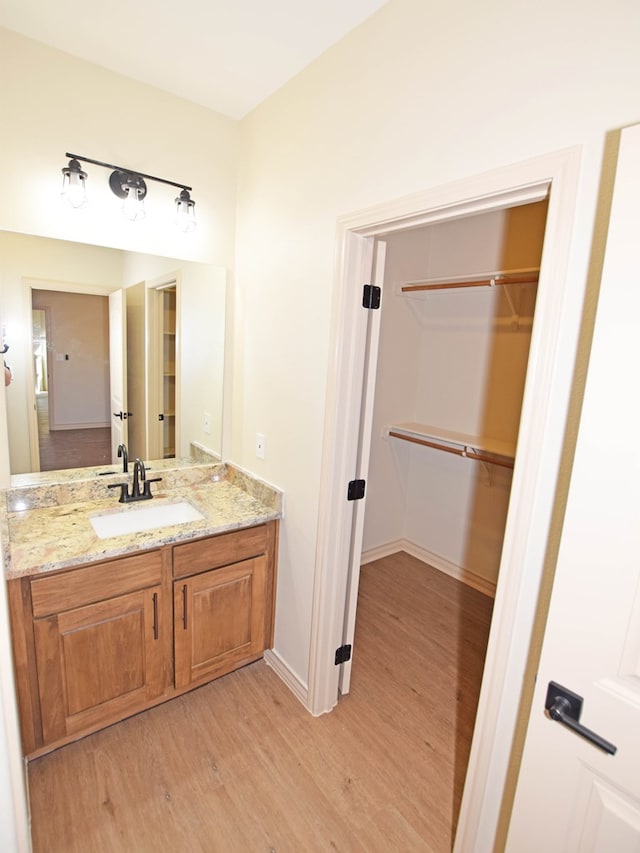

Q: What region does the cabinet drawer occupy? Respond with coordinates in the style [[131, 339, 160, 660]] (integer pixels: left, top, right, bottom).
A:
[[30, 550, 163, 618], [173, 525, 268, 579]]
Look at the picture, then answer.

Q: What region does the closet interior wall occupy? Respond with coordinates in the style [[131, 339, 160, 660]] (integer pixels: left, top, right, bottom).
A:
[[362, 201, 548, 594]]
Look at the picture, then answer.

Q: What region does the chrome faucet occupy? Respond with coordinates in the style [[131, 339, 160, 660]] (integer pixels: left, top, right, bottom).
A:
[[117, 443, 128, 473]]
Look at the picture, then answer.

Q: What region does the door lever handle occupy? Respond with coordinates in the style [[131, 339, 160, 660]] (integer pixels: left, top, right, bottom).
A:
[[545, 681, 617, 755]]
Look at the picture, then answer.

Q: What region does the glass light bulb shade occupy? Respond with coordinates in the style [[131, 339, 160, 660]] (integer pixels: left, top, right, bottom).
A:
[[175, 191, 196, 232], [122, 185, 145, 221], [61, 166, 88, 209]]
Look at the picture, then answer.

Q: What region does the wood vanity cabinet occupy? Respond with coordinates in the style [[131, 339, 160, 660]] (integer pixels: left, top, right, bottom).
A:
[[8, 521, 278, 758]]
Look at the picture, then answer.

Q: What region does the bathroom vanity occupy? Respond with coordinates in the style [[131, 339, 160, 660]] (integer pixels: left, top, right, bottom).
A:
[[2, 459, 281, 758]]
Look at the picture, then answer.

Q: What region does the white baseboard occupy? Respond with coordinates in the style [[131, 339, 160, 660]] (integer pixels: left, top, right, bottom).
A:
[[361, 539, 406, 565], [51, 421, 111, 431], [361, 539, 496, 598], [263, 649, 310, 709]]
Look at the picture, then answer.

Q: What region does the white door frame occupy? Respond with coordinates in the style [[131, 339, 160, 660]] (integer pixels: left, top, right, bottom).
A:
[[24, 278, 113, 472], [309, 145, 582, 851]]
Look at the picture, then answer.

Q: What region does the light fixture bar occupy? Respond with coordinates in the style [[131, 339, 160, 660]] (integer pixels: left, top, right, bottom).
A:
[[65, 152, 192, 193]]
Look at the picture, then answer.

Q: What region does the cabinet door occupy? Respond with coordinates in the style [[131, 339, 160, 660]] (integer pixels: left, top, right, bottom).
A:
[[34, 586, 165, 745], [174, 556, 269, 689]]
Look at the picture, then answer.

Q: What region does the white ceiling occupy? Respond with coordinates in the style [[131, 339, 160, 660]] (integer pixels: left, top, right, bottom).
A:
[[0, 0, 388, 119]]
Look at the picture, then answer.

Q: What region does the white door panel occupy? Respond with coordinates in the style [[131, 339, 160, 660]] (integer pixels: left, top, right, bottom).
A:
[[339, 240, 386, 694], [124, 281, 147, 460], [108, 288, 127, 460], [508, 123, 640, 850], [570, 774, 640, 852]]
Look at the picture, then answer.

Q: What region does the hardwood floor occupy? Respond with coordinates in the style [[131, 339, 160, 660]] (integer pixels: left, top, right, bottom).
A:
[[37, 393, 112, 471], [27, 552, 493, 852]]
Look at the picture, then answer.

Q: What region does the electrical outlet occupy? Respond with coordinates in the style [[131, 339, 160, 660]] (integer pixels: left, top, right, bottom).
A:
[[203, 412, 211, 434], [256, 433, 266, 460]]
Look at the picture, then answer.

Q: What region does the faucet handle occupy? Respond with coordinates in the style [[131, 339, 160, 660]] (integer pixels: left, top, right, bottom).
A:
[[142, 477, 163, 499], [108, 482, 131, 503]]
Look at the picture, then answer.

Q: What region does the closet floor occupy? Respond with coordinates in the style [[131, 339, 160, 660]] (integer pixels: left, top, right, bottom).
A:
[[27, 552, 493, 853]]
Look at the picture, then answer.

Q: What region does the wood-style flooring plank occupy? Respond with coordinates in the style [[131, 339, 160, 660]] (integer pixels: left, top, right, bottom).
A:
[[36, 393, 111, 471], [27, 551, 493, 852]]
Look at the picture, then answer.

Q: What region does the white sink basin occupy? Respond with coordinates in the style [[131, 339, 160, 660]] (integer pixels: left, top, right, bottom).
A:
[[90, 500, 205, 539]]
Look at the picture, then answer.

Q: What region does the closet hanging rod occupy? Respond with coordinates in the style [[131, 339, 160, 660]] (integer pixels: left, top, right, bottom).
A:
[[387, 429, 515, 469], [401, 272, 539, 293]]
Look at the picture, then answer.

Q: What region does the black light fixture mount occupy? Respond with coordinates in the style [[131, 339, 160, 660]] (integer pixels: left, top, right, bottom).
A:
[[62, 152, 197, 230], [108, 169, 148, 201]]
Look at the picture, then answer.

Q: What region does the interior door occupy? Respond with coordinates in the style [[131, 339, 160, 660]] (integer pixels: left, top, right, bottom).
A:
[[108, 289, 127, 461], [338, 240, 386, 694], [507, 123, 640, 850], [125, 281, 147, 460]]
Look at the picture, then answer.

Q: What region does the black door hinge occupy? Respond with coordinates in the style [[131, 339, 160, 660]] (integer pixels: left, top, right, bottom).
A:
[[347, 479, 366, 501], [362, 284, 381, 309], [335, 644, 352, 665]]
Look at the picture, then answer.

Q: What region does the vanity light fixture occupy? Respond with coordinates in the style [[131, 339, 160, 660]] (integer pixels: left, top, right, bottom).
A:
[[61, 153, 197, 231]]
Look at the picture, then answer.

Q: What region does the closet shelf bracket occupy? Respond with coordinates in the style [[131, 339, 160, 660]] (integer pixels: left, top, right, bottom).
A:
[[502, 284, 522, 330]]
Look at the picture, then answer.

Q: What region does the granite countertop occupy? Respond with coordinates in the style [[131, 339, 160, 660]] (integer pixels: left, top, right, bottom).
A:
[[1, 462, 282, 580]]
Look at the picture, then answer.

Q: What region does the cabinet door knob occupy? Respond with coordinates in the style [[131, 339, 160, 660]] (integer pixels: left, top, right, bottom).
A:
[[182, 584, 188, 629]]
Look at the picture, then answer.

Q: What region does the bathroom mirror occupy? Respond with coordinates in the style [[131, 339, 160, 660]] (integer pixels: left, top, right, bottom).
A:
[[1, 230, 226, 480]]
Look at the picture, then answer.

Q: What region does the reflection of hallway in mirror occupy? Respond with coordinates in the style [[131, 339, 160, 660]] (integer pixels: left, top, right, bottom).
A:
[[37, 394, 111, 471]]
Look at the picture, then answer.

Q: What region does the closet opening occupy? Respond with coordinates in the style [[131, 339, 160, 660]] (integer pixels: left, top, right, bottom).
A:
[[347, 199, 549, 846], [311, 145, 581, 851]]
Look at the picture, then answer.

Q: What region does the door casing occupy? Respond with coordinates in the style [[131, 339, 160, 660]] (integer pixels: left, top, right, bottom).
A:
[[309, 145, 582, 852]]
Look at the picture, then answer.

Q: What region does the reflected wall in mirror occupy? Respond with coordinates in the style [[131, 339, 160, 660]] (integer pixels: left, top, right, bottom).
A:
[[0, 231, 226, 479]]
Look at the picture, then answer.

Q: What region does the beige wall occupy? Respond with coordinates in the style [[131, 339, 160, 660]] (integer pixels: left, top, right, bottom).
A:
[[0, 27, 238, 266], [234, 0, 640, 684], [1, 2, 640, 845]]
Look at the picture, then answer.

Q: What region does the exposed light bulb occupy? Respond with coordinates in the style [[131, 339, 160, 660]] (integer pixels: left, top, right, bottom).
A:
[[175, 189, 196, 232], [122, 180, 145, 221], [61, 158, 88, 209]]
